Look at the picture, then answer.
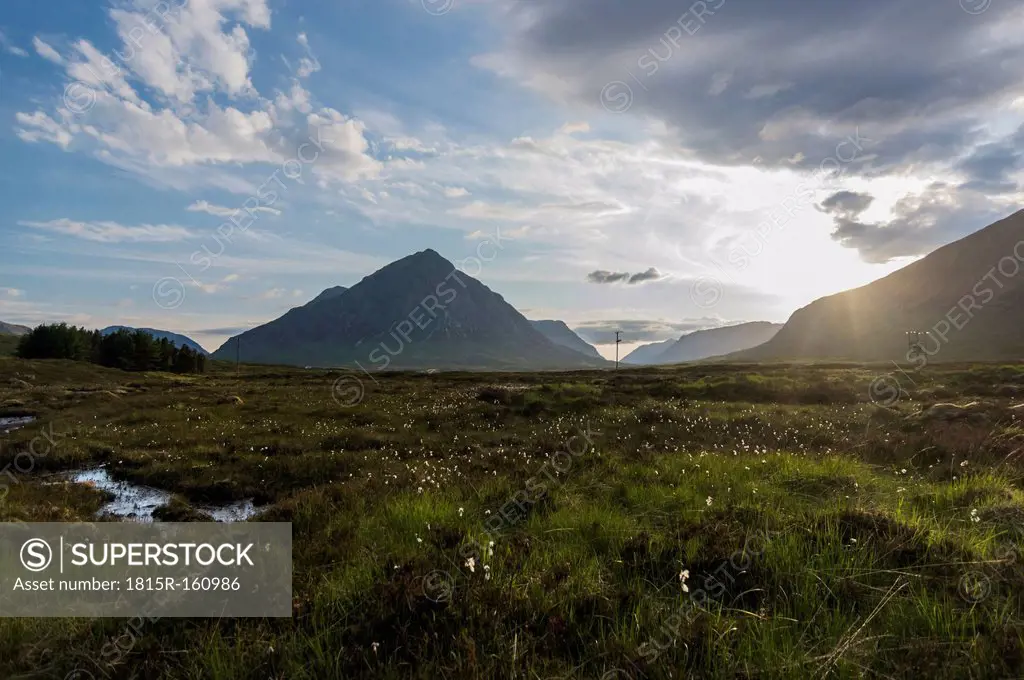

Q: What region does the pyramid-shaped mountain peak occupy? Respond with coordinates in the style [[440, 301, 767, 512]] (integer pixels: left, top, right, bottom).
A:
[[212, 250, 609, 370], [399, 248, 454, 269]]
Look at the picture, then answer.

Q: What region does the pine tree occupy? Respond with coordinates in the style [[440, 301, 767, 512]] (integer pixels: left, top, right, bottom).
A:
[[174, 346, 197, 374]]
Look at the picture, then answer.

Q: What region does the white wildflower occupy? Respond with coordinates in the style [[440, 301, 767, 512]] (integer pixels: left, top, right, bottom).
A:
[[465, 556, 476, 573]]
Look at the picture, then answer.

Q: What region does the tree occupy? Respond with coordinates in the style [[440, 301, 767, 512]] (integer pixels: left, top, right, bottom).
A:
[[173, 346, 198, 374], [17, 323, 92, 361], [17, 324, 206, 375], [157, 338, 175, 371], [97, 330, 136, 370], [130, 329, 158, 371]]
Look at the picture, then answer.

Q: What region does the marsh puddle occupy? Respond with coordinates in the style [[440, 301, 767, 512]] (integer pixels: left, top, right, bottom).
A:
[[63, 468, 261, 523], [202, 499, 259, 522], [0, 416, 36, 434]]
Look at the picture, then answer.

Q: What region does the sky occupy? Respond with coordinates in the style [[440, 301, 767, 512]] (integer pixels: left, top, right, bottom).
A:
[[1, 0, 1022, 359]]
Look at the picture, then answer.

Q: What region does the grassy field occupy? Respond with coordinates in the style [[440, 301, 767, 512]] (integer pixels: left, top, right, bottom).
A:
[[0, 356, 1022, 678]]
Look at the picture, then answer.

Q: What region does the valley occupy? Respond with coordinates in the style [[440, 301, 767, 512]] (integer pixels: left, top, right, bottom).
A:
[[4, 1, 1024, 677], [1, 356, 1022, 678]]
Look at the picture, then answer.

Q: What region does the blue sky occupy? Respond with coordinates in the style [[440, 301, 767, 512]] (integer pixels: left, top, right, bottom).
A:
[[1, 0, 1022, 357]]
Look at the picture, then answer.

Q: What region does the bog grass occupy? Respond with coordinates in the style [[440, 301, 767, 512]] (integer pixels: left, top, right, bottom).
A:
[[0, 357, 1022, 678]]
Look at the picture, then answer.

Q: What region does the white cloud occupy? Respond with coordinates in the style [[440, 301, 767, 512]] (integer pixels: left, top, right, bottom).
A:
[[0, 30, 28, 57], [192, 272, 242, 295], [105, 0, 270, 104], [260, 287, 287, 299], [1, 288, 25, 298], [306, 109, 383, 183], [709, 71, 733, 96], [557, 121, 590, 135], [66, 39, 142, 106], [274, 81, 313, 114], [15, 112, 72, 149], [17, 88, 283, 168], [20, 219, 196, 243], [443, 186, 470, 198], [12, 0, 334, 185], [295, 32, 321, 78], [744, 83, 794, 100], [188, 200, 281, 217], [388, 181, 430, 197], [14, 4, 378, 195], [32, 37, 63, 64], [387, 136, 437, 153]]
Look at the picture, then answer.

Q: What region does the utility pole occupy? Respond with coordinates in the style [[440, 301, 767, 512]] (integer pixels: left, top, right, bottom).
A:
[[615, 331, 622, 370]]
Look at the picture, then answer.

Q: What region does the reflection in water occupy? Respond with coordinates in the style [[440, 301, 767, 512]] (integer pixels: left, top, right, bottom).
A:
[[64, 467, 261, 523]]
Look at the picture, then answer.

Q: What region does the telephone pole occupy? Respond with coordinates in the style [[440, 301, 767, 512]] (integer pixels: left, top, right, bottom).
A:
[[615, 331, 622, 370]]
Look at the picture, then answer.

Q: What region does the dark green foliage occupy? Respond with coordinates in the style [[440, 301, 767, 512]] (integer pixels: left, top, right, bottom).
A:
[[15, 322, 95, 361], [17, 324, 205, 374]]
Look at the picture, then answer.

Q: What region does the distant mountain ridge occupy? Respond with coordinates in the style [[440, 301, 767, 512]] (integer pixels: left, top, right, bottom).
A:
[[733, 209, 1024, 362], [101, 326, 209, 355], [530, 320, 603, 360], [622, 338, 677, 365], [212, 250, 610, 370], [0, 321, 31, 336], [624, 322, 783, 365]]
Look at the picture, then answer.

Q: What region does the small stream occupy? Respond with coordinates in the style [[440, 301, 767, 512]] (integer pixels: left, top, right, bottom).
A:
[[0, 416, 36, 434], [62, 467, 261, 523]]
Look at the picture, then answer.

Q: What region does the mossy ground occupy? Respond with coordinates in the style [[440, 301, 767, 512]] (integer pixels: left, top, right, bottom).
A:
[[1, 357, 1022, 678]]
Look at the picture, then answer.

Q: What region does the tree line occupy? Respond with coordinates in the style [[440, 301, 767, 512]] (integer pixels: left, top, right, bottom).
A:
[[17, 324, 207, 373]]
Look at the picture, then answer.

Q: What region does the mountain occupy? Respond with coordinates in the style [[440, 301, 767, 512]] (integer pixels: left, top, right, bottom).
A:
[[101, 327, 209, 355], [529, 320, 603, 360], [622, 338, 677, 365], [734, 210, 1024, 362], [624, 323, 783, 365], [0, 321, 31, 336], [309, 286, 348, 304], [212, 249, 610, 370], [657, 322, 783, 364]]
